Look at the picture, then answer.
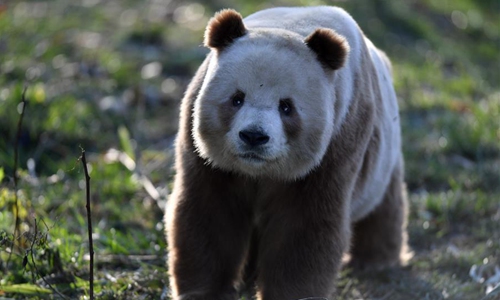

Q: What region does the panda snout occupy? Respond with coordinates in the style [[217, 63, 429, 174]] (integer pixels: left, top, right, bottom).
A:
[[239, 129, 270, 147]]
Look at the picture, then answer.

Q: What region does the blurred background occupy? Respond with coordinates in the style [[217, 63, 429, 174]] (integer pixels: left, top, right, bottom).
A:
[[0, 0, 499, 299]]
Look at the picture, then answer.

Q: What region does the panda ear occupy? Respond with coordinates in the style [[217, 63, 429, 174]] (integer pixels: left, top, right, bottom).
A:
[[204, 9, 247, 50], [305, 28, 350, 70]]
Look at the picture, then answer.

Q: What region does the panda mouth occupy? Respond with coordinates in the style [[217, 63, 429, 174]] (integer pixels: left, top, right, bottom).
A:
[[238, 153, 266, 162]]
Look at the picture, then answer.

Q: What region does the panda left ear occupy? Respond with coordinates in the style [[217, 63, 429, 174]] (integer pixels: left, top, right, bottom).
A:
[[305, 28, 350, 70], [204, 9, 247, 50]]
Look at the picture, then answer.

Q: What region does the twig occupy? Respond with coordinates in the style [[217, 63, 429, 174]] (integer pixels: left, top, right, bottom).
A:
[[28, 219, 69, 300], [80, 149, 94, 300], [7, 86, 28, 268]]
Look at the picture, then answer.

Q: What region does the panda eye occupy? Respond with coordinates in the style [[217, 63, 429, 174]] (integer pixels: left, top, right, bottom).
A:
[[231, 91, 245, 107], [279, 99, 293, 115]]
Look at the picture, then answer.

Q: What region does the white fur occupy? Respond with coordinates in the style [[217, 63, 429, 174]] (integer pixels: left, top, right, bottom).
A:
[[350, 38, 401, 221], [229, 106, 287, 162], [193, 33, 335, 180], [192, 6, 402, 217]]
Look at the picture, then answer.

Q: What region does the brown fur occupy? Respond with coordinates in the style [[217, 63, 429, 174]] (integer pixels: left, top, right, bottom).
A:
[[304, 28, 350, 70], [280, 100, 302, 141], [167, 57, 253, 298], [167, 60, 375, 297], [204, 9, 247, 50], [218, 97, 240, 131], [166, 8, 408, 300], [347, 40, 409, 269], [349, 159, 410, 269]]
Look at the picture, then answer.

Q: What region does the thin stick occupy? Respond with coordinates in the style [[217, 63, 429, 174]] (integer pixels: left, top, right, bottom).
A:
[[80, 149, 94, 300], [7, 86, 28, 268]]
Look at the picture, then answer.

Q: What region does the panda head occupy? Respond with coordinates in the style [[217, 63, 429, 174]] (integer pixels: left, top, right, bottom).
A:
[[192, 9, 350, 181]]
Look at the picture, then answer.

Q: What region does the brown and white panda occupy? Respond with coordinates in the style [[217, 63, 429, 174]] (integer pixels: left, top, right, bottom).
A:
[[165, 6, 410, 300]]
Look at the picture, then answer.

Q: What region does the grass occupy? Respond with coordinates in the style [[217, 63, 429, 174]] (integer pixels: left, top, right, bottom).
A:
[[0, 0, 499, 299]]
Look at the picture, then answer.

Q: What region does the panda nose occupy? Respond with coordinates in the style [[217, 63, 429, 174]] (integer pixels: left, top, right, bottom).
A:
[[239, 130, 270, 146]]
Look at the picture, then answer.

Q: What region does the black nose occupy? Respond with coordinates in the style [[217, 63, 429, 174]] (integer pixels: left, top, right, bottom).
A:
[[239, 130, 270, 146]]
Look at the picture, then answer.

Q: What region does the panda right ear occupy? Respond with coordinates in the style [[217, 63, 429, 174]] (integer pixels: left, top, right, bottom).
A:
[[305, 28, 350, 70], [204, 9, 247, 50]]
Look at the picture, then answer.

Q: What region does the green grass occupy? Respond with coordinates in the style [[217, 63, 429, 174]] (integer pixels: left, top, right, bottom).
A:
[[1, 0, 499, 299]]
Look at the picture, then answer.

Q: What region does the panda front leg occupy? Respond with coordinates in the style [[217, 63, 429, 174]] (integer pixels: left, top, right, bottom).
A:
[[255, 189, 350, 300], [166, 171, 253, 300]]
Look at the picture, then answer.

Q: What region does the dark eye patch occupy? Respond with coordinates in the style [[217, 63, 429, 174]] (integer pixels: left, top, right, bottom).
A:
[[231, 90, 245, 107], [279, 98, 293, 116]]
